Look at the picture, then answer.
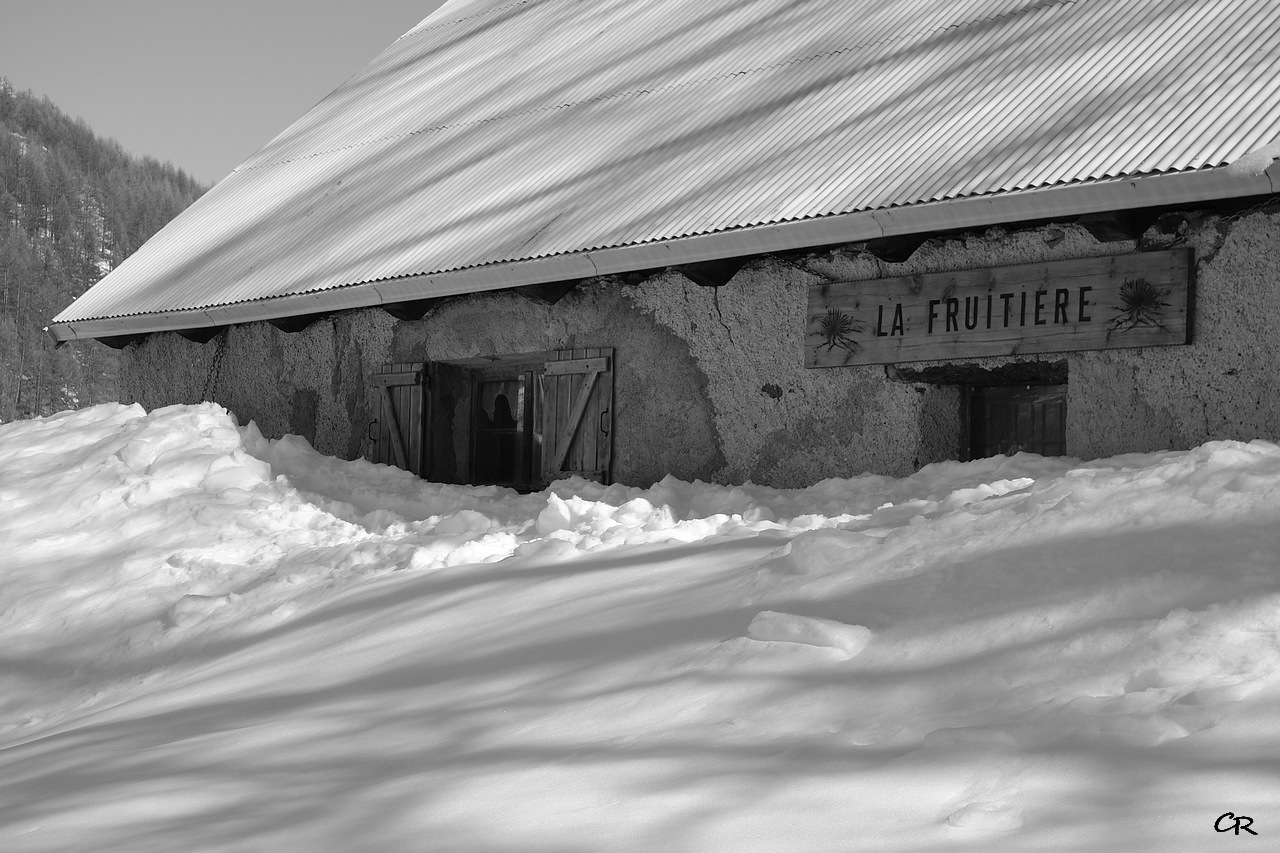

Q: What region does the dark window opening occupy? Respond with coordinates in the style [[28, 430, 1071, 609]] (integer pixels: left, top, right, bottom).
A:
[[888, 360, 1068, 461], [966, 384, 1066, 459]]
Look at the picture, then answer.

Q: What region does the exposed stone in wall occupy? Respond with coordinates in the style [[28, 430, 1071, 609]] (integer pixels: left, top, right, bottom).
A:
[[617, 222, 1143, 483], [801, 223, 1132, 283], [829, 206, 1280, 459], [289, 389, 318, 446], [121, 310, 395, 461], [119, 333, 210, 410], [1069, 208, 1280, 457], [388, 283, 724, 486], [335, 310, 395, 459], [803, 221, 1143, 462], [621, 264, 958, 484], [119, 204, 1280, 486]]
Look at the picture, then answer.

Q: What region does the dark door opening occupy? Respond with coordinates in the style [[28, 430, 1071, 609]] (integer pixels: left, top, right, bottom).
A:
[[967, 384, 1066, 458], [472, 371, 539, 489], [367, 349, 614, 490]]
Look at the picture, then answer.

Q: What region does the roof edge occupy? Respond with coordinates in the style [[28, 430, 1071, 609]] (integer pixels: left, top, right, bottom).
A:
[[47, 165, 1277, 343]]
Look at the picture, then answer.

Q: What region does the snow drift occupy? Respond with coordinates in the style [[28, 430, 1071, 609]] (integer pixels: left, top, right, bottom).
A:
[[2, 402, 1279, 851]]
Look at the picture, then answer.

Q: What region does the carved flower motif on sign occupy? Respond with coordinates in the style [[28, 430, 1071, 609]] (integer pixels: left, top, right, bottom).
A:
[[815, 308, 862, 361], [1107, 277, 1171, 337]]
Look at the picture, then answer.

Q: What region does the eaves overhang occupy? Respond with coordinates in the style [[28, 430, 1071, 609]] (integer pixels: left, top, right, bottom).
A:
[[46, 162, 1279, 345]]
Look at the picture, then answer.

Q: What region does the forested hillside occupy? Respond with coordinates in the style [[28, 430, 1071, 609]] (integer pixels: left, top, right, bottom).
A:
[[0, 77, 206, 422]]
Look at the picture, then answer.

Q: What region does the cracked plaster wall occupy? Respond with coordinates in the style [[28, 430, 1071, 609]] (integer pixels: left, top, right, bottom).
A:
[[386, 283, 725, 486], [1067, 208, 1280, 457], [120, 309, 394, 461], [618, 263, 959, 485], [119, 205, 1280, 486]]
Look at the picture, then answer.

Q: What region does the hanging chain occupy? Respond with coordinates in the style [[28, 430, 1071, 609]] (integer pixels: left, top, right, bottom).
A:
[[1211, 192, 1280, 234], [201, 328, 229, 402]]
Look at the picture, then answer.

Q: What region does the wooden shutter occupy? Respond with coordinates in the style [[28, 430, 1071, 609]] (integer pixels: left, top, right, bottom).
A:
[[369, 362, 428, 475], [540, 348, 614, 483]]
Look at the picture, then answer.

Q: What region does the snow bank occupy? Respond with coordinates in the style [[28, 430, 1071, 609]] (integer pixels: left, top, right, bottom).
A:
[[3, 403, 1280, 851]]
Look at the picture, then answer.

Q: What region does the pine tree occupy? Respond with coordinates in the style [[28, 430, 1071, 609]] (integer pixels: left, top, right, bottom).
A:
[[0, 78, 207, 421]]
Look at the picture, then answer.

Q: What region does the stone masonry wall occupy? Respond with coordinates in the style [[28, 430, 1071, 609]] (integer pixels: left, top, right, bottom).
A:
[[1067, 208, 1280, 458], [120, 205, 1280, 487]]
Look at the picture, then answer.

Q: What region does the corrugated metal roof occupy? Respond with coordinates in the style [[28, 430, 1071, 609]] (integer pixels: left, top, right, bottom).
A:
[[50, 0, 1280, 338]]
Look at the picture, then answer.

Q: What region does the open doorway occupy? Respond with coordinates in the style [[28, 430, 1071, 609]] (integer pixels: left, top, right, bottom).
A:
[[367, 348, 614, 490], [471, 370, 539, 488]]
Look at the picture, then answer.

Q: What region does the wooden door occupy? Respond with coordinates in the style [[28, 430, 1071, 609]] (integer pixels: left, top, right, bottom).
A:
[[540, 348, 614, 483], [369, 362, 428, 475]]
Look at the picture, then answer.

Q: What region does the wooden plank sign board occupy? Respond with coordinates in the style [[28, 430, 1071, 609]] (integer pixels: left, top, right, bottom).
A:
[[806, 249, 1192, 367]]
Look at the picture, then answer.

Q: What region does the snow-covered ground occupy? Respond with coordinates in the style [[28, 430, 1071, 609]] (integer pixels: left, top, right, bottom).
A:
[[3, 402, 1279, 851]]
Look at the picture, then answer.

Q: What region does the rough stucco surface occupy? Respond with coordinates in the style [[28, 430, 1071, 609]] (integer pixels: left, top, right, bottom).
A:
[[1068, 209, 1280, 458], [120, 206, 1280, 487], [388, 284, 724, 487], [121, 310, 395, 461], [620, 266, 960, 485], [118, 334, 207, 414]]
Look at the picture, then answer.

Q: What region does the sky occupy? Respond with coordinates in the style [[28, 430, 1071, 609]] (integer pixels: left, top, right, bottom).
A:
[[0, 0, 448, 186]]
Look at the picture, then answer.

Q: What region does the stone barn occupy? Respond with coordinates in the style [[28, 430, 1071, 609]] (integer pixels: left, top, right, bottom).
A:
[[49, 0, 1280, 489]]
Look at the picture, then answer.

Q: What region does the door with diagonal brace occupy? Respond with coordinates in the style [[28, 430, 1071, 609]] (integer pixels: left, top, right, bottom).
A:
[[539, 348, 614, 483], [367, 362, 428, 475]]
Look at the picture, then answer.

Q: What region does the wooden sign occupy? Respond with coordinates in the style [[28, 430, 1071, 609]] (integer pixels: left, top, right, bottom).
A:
[[806, 249, 1192, 367]]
